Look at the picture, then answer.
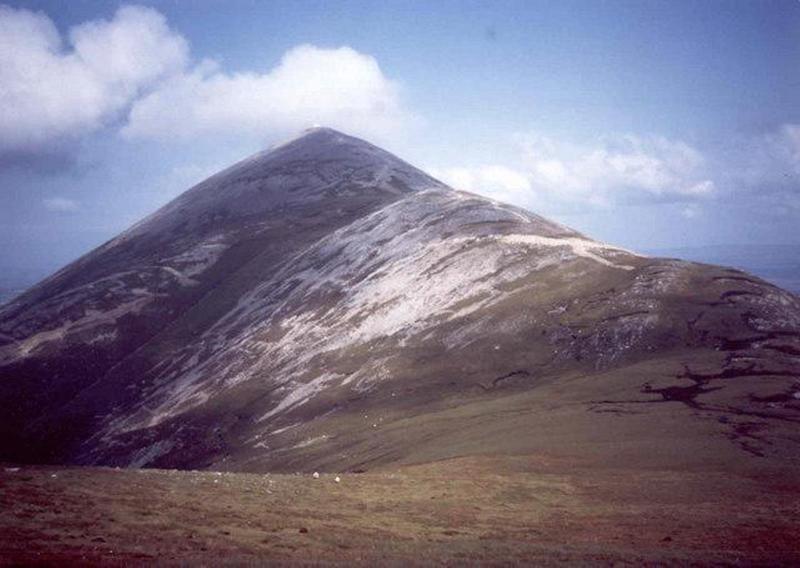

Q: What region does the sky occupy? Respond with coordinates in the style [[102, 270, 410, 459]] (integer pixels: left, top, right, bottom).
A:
[[1, 0, 798, 284]]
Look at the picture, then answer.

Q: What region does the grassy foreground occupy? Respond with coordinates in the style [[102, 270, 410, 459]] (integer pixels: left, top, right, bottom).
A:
[[1, 455, 799, 566]]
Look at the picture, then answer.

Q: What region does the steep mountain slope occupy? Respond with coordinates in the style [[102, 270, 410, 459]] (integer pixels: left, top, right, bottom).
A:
[[0, 128, 446, 463], [1, 128, 799, 473]]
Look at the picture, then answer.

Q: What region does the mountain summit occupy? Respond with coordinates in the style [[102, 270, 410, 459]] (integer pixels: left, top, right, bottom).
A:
[[1, 128, 798, 471]]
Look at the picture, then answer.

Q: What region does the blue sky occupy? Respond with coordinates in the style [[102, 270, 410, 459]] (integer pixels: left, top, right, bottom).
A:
[[1, 0, 798, 281]]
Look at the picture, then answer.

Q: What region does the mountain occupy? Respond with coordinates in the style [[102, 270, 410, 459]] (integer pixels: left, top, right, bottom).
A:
[[1, 127, 799, 474], [647, 244, 800, 294]]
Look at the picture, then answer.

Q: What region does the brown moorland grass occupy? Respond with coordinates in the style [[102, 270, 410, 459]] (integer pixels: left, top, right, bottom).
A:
[[1, 454, 798, 566]]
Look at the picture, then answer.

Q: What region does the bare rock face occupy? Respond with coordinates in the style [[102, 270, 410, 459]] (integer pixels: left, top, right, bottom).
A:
[[1, 127, 798, 472]]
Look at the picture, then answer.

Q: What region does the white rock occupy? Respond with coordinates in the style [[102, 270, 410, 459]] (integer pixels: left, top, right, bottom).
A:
[[312, 471, 320, 479], [334, 476, 341, 483]]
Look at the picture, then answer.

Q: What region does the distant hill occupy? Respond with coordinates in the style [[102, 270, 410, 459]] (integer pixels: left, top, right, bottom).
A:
[[646, 245, 800, 294]]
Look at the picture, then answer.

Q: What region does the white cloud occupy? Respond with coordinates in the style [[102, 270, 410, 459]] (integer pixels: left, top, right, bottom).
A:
[[42, 196, 79, 212], [429, 133, 716, 213], [122, 44, 413, 143], [518, 133, 715, 205], [0, 4, 188, 155], [0, 3, 413, 158]]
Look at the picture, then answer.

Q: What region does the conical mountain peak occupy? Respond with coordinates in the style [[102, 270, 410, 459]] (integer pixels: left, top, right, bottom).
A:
[[112, 128, 447, 245], [261, 126, 436, 189], [268, 125, 355, 152]]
